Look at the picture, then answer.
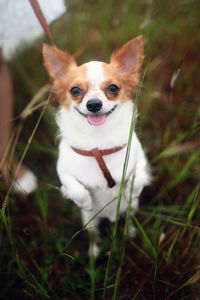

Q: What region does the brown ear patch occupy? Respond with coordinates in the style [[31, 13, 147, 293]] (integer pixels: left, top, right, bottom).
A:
[[43, 43, 77, 79], [102, 61, 140, 101], [111, 36, 143, 76], [51, 64, 88, 109], [104, 36, 144, 100]]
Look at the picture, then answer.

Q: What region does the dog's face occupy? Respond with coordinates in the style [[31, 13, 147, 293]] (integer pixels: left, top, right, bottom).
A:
[[43, 36, 143, 127]]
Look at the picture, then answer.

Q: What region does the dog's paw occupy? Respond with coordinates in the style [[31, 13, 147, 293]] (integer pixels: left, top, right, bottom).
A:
[[60, 184, 93, 211]]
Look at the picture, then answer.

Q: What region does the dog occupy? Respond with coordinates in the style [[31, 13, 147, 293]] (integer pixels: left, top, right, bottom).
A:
[[43, 36, 151, 255]]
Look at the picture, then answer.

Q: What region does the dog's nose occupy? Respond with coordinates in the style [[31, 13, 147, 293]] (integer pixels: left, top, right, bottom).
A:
[[86, 98, 102, 113]]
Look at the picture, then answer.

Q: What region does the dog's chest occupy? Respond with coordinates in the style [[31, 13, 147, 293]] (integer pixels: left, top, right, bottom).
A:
[[57, 140, 135, 189]]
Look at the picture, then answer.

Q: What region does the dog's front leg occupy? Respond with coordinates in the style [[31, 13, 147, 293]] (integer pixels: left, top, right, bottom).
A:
[[59, 173, 93, 211]]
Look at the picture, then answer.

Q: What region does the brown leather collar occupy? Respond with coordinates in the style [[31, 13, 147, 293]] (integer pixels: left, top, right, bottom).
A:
[[71, 144, 126, 188]]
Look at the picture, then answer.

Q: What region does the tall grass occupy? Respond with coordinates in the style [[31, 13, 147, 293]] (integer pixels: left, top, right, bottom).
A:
[[103, 64, 149, 300]]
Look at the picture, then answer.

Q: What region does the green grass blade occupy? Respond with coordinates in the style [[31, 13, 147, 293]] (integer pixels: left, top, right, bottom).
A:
[[187, 183, 199, 224], [167, 152, 199, 189], [165, 230, 180, 263], [103, 64, 149, 300], [88, 230, 96, 300], [132, 214, 156, 258], [165, 270, 200, 300]]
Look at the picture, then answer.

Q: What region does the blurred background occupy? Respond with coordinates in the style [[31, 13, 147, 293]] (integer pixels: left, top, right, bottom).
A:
[[0, 0, 200, 299]]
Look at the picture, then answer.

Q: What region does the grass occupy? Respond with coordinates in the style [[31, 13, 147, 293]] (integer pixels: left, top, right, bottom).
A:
[[1, 0, 200, 299]]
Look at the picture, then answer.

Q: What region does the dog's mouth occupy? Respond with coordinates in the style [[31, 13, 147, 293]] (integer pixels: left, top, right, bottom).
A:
[[74, 105, 118, 126]]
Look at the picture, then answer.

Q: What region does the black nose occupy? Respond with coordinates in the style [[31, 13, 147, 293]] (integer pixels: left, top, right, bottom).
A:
[[86, 98, 102, 113]]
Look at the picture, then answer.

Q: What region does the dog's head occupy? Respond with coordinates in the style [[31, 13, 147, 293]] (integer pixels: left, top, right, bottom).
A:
[[43, 36, 143, 127]]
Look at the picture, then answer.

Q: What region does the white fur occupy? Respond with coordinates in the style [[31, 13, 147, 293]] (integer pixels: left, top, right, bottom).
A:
[[71, 61, 119, 123], [56, 61, 151, 254], [79, 61, 114, 115], [13, 169, 37, 194]]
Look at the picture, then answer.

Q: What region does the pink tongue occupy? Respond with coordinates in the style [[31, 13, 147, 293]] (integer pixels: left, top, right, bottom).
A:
[[87, 114, 106, 126]]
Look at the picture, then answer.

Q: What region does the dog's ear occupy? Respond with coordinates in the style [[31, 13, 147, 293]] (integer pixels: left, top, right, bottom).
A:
[[43, 44, 77, 79], [110, 36, 143, 75]]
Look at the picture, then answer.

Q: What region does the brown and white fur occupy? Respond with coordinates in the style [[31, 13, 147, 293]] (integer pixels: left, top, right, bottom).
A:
[[43, 36, 151, 255]]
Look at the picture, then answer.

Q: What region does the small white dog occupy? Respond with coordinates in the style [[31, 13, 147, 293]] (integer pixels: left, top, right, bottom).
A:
[[43, 36, 151, 254]]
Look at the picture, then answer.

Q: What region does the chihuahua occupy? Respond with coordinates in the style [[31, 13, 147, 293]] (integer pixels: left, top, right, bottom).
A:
[[43, 36, 151, 255]]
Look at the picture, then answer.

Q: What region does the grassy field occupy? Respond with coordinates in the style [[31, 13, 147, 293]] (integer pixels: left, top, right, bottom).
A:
[[1, 0, 200, 299]]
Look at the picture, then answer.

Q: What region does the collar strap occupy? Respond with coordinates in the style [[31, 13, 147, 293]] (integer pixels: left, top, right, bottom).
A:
[[71, 144, 126, 188]]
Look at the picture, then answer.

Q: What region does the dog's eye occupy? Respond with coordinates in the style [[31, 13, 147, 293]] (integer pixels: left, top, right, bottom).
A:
[[70, 86, 82, 97], [107, 84, 120, 95]]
